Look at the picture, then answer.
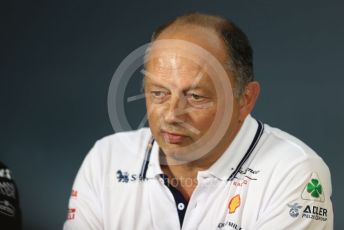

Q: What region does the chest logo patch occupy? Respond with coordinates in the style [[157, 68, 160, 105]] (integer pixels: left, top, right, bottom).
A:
[[116, 170, 138, 183], [228, 194, 241, 214]]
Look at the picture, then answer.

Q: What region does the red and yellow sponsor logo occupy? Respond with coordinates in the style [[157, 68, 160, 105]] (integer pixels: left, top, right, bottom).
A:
[[67, 208, 76, 220], [228, 194, 241, 214], [71, 189, 78, 198]]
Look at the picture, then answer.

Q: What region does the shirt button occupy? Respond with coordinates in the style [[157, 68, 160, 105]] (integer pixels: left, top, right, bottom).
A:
[[177, 203, 185, 211]]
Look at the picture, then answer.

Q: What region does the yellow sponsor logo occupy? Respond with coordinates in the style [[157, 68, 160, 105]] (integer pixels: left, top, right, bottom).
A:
[[228, 194, 241, 214]]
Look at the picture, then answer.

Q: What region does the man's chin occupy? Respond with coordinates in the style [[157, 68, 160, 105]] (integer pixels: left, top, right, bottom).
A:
[[159, 145, 204, 165]]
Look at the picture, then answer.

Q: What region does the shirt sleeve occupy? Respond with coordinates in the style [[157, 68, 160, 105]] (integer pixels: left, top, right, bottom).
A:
[[255, 156, 333, 230], [63, 143, 104, 230]]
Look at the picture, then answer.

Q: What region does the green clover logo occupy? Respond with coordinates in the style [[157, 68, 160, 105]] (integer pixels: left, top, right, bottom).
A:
[[307, 178, 322, 198]]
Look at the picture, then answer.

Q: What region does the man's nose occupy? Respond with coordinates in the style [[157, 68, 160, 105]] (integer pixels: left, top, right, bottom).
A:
[[164, 94, 187, 124]]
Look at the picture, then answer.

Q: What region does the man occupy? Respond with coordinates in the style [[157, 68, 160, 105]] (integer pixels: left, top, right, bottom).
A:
[[64, 13, 333, 229]]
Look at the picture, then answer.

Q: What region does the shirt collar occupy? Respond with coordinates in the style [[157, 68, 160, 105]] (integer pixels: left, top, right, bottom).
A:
[[145, 115, 259, 180], [206, 114, 259, 180], [146, 139, 163, 179]]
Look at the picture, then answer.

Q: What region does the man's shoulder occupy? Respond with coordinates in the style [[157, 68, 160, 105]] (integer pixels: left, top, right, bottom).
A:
[[258, 122, 328, 170], [96, 127, 151, 148], [86, 128, 152, 166], [251, 122, 332, 197]]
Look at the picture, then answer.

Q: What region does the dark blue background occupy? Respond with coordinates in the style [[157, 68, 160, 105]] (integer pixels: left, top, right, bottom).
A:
[[1, 0, 343, 229]]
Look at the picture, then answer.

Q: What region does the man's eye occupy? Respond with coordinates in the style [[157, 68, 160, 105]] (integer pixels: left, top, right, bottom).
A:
[[151, 91, 167, 98], [187, 93, 204, 101]]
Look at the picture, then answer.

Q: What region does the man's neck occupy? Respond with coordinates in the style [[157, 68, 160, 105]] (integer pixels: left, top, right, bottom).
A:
[[160, 117, 242, 184]]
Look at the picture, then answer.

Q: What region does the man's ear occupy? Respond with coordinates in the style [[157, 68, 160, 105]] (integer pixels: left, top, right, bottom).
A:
[[239, 81, 260, 121]]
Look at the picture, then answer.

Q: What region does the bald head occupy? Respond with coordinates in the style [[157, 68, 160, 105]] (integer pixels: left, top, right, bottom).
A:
[[149, 12, 254, 97]]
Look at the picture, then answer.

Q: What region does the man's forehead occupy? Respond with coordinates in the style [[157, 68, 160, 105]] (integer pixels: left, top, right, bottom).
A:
[[145, 25, 228, 77], [143, 43, 230, 91], [146, 52, 207, 73]]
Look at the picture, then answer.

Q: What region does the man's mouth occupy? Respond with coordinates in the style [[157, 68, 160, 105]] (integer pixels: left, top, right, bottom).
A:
[[161, 130, 187, 144]]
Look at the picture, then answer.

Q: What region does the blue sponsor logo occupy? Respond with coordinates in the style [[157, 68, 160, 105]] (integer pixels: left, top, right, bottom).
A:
[[116, 170, 138, 183]]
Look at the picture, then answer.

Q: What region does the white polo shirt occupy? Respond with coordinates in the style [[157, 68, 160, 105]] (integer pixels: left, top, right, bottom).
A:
[[64, 115, 333, 230]]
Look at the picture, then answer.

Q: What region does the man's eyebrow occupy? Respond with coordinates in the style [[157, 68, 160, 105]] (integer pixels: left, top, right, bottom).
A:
[[141, 68, 212, 93], [141, 69, 169, 88], [141, 69, 176, 89], [141, 69, 156, 81], [190, 71, 204, 90]]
